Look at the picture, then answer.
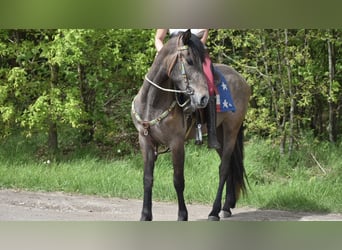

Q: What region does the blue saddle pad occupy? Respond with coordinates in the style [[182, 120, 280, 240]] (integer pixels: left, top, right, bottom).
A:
[[214, 68, 236, 113]]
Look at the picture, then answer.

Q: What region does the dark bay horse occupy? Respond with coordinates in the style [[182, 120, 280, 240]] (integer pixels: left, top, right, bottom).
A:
[[131, 30, 251, 221]]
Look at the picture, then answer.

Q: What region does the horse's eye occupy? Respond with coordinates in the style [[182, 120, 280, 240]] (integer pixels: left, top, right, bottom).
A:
[[186, 58, 193, 65]]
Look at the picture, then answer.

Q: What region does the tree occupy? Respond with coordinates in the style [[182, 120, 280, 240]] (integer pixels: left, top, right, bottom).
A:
[[1, 29, 342, 157]]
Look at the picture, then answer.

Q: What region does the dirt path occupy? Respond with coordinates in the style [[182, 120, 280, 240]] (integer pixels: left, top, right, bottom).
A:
[[0, 189, 341, 221]]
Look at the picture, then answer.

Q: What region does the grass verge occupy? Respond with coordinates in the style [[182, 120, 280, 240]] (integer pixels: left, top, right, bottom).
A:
[[0, 134, 341, 213]]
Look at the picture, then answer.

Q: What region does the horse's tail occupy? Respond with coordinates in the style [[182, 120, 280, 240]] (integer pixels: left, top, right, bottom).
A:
[[230, 124, 248, 202]]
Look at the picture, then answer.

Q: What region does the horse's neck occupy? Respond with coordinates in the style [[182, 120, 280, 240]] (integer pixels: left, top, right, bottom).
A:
[[140, 58, 174, 108], [141, 78, 174, 109]]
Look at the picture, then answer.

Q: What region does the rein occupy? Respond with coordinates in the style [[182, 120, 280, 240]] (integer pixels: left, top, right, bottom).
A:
[[144, 75, 191, 94]]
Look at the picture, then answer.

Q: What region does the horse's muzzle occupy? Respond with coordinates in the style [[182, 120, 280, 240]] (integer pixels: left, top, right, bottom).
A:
[[190, 93, 208, 110]]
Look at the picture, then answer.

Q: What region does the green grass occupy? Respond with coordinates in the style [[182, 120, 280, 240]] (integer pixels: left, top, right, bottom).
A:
[[0, 133, 341, 213], [241, 137, 342, 212]]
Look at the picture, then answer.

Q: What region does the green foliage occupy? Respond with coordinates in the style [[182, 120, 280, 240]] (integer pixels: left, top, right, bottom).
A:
[[209, 29, 342, 145], [1, 29, 342, 152], [0, 29, 156, 147]]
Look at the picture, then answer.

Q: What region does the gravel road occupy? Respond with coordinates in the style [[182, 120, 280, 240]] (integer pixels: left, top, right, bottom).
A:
[[1, 189, 341, 221]]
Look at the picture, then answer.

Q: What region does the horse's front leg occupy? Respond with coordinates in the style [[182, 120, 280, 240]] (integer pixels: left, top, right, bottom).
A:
[[140, 139, 157, 221], [171, 141, 188, 221]]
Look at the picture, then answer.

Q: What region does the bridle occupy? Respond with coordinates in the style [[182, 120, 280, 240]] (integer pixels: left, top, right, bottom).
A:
[[144, 44, 194, 96], [132, 41, 196, 137]]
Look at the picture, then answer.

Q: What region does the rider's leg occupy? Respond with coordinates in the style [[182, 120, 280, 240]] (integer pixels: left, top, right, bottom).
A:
[[203, 54, 220, 149]]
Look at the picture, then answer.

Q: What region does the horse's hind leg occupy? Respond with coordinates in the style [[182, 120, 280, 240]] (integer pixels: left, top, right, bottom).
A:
[[207, 124, 227, 221], [222, 148, 239, 218], [208, 162, 226, 221], [221, 148, 238, 218], [222, 126, 246, 218], [171, 141, 188, 221], [222, 176, 236, 218], [208, 127, 237, 221], [216, 132, 235, 218]]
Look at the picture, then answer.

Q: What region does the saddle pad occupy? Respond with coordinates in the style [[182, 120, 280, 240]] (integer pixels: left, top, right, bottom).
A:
[[214, 68, 236, 113]]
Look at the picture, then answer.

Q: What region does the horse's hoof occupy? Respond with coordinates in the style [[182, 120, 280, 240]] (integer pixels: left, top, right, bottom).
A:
[[177, 214, 188, 221], [222, 209, 232, 218], [140, 215, 152, 221], [177, 210, 188, 221], [208, 215, 220, 221]]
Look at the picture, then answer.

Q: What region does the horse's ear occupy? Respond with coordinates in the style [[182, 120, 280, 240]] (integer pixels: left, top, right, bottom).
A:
[[181, 29, 191, 45]]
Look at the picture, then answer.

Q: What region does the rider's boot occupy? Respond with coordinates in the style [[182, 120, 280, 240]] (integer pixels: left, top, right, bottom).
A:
[[207, 95, 221, 149]]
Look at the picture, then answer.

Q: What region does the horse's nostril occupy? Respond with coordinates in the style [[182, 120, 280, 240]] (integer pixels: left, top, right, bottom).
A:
[[200, 96, 209, 107]]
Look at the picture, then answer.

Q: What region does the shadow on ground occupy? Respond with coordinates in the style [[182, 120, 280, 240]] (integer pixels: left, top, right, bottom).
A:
[[262, 192, 330, 212], [216, 192, 333, 221]]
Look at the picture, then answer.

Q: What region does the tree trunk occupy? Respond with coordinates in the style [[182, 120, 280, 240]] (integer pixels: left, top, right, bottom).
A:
[[284, 29, 295, 154], [48, 121, 58, 152], [277, 48, 287, 155], [327, 33, 337, 143], [78, 63, 95, 143]]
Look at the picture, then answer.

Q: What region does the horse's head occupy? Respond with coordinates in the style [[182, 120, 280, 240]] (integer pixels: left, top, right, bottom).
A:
[[163, 29, 209, 112]]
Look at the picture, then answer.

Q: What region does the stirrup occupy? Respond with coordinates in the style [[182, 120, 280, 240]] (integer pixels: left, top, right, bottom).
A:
[[195, 123, 203, 145]]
